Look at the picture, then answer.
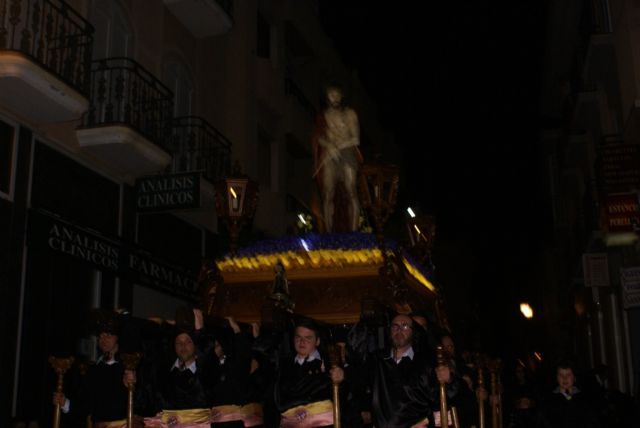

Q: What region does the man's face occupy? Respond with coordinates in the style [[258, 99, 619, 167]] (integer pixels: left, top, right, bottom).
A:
[[557, 367, 575, 391], [294, 326, 319, 358], [326, 88, 343, 108], [175, 333, 196, 363], [390, 315, 413, 349], [98, 332, 118, 354], [214, 340, 224, 359], [442, 336, 455, 357]]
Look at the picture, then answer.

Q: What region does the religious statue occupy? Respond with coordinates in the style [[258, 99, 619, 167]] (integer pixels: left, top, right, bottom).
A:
[[197, 260, 223, 316], [312, 83, 363, 232], [269, 261, 294, 311]]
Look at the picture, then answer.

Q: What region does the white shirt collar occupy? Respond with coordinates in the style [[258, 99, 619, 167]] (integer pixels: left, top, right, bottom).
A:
[[172, 358, 197, 373], [295, 349, 321, 365], [553, 385, 580, 399], [390, 346, 414, 364], [96, 354, 118, 365]]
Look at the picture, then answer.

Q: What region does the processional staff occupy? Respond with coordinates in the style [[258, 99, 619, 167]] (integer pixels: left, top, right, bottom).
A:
[[49, 356, 74, 428], [435, 346, 460, 428], [121, 352, 143, 428], [436, 346, 449, 428], [488, 359, 503, 428], [475, 354, 487, 428], [327, 344, 342, 428]]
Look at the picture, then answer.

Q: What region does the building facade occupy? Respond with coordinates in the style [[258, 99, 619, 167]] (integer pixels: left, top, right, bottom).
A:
[[0, 0, 391, 423], [540, 0, 639, 396]]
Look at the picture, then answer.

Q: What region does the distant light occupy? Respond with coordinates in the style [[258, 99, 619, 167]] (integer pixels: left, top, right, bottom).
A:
[[520, 303, 534, 319], [298, 213, 307, 225], [413, 224, 422, 235], [229, 187, 238, 199], [534, 351, 543, 362], [300, 239, 310, 252], [407, 207, 416, 218]]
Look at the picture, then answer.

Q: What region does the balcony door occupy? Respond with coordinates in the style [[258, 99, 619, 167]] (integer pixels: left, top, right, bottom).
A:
[[164, 62, 194, 173], [91, 0, 132, 59], [89, 1, 134, 125]]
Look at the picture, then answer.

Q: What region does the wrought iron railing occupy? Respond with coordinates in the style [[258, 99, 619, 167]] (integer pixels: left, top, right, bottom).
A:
[[82, 57, 174, 149], [0, 0, 94, 95], [171, 116, 232, 182]]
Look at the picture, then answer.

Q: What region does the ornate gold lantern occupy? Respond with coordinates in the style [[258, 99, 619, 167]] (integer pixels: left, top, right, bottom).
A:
[[214, 163, 259, 254]]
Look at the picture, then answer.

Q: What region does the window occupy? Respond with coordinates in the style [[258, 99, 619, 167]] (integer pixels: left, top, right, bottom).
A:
[[91, 0, 132, 59], [592, 0, 612, 34], [163, 62, 194, 117], [0, 119, 17, 200]]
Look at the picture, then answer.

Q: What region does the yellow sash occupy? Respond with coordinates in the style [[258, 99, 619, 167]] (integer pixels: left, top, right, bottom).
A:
[[93, 420, 126, 428], [281, 399, 333, 417], [161, 408, 211, 424], [212, 403, 263, 416]]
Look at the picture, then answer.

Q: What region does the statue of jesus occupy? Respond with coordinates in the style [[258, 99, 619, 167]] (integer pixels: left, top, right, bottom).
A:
[[312, 83, 362, 232]]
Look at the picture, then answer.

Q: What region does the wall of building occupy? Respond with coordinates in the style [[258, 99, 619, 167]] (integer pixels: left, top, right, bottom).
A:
[[540, 0, 639, 396]]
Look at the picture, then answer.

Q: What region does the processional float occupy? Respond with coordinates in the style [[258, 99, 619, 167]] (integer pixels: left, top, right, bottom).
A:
[[48, 159, 466, 427]]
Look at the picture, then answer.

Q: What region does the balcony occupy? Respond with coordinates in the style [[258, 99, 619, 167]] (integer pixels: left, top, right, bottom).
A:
[[170, 116, 231, 183], [77, 57, 173, 177], [0, 0, 93, 123], [166, 116, 232, 231], [164, 0, 232, 37]]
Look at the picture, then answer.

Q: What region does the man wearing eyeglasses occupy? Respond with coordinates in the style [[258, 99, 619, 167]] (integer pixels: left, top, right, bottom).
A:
[[368, 314, 458, 428]]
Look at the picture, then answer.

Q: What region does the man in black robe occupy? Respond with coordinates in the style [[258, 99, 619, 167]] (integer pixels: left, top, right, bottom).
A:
[[539, 362, 600, 428], [210, 317, 264, 427], [141, 309, 217, 426], [156, 330, 215, 409], [274, 319, 343, 427], [53, 313, 130, 427], [369, 314, 457, 428]]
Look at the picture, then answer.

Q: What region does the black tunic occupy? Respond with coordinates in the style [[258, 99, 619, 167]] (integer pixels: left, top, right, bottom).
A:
[[274, 357, 332, 413], [65, 358, 128, 424], [540, 390, 600, 428], [155, 361, 215, 410], [370, 350, 458, 428], [211, 333, 252, 406]]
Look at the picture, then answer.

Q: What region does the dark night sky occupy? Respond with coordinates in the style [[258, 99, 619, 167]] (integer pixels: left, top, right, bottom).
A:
[[320, 1, 550, 353]]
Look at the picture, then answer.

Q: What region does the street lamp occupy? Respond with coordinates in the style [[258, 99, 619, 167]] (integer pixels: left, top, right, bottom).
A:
[[214, 162, 259, 254], [520, 302, 534, 319]]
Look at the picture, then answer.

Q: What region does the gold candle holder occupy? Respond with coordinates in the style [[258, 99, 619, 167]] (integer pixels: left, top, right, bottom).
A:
[[475, 353, 487, 428], [488, 359, 502, 428], [436, 345, 449, 428], [121, 352, 143, 428], [327, 344, 342, 428], [49, 356, 74, 428]]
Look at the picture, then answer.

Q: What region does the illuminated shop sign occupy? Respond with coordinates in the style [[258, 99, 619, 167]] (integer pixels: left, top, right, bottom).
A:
[[603, 192, 640, 234]]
